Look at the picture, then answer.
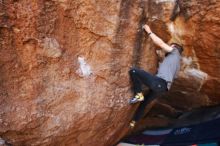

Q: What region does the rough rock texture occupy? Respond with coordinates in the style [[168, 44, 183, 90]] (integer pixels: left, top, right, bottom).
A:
[[0, 0, 220, 146]]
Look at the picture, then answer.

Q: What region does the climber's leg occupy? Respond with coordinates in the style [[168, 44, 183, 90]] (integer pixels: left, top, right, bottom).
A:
[[129, 68, 167, 104], [128, 68, 168, 127], [129, 68, 155, 90], [130, 90, 157, 128], [129, 68, 145, 94], [129, 68, 156, 104], [133, 90, 156, 121]]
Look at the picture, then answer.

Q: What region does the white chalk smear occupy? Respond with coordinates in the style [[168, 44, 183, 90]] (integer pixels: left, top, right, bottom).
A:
[[168, 21, 184, 38], [168, 22, 175, 34], [77, 57, 92, 77], [184, 68, 208, 80], [182, 57, 193, 65]]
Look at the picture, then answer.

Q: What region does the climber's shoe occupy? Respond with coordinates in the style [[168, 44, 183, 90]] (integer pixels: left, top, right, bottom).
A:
[[129, 120, 136, 128], [129, 92, 144, 104]]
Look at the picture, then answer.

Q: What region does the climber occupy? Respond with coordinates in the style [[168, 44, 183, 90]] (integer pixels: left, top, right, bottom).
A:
[[129, 24, 183, 128]]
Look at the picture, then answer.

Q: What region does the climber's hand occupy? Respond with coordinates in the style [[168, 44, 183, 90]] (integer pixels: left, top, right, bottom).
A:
[[143, 24, 151, 33]]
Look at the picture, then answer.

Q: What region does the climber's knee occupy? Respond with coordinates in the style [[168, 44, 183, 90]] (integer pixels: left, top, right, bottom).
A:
[[129, 67, 137, 74]]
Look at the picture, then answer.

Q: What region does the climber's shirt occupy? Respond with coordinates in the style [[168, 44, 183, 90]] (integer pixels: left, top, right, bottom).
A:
[[156, 48, 181, 90]]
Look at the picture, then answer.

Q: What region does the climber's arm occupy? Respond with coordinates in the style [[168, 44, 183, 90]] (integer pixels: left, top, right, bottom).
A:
[[143, 24, 173, 53]]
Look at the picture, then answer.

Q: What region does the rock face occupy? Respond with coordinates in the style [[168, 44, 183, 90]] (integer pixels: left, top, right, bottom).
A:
[[0, 0, 219, 146]]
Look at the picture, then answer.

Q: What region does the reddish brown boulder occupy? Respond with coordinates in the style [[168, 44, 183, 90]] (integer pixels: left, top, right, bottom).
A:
[[0, 0, 219, 146]]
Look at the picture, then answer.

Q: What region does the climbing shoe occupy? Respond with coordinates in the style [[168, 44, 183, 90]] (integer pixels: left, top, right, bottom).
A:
[[129, 93, 144, 104], [129, 120, 136, 128]]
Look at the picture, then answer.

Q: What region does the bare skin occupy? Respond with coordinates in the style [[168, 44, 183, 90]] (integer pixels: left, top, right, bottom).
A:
[[143, 24, 174, 53]]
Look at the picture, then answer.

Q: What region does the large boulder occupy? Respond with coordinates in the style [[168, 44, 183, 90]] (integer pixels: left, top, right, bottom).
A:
[[0, 0, 219, 145]]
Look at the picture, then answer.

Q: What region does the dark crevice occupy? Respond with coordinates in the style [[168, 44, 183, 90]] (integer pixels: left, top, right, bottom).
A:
[[131, 1, 148, 67]]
